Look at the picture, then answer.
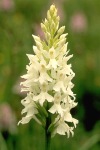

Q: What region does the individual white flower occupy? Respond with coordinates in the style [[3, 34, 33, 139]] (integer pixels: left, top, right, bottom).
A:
[[34, 82, 53, 106], [19, 4, 78, 138], [18, 93, 39, 125], [49, 92, 65, 116], [52, 117, 74, 138], [53, 71, 67, 93], [34, 60, 53, 84], [46, 47, 58, 69]]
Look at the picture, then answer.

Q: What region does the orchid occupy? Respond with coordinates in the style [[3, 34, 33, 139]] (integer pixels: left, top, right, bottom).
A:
[[19, 4, 78, 147]]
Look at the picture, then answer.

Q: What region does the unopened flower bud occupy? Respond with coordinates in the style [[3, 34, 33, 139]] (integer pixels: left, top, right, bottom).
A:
[[57, 26, 65, 35]]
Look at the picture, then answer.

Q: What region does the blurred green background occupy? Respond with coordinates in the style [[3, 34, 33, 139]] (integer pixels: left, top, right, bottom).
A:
[[0, 0, 100, 150]]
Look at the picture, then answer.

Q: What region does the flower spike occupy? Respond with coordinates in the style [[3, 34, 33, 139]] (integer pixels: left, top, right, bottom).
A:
[[18, 4, 78, 138]]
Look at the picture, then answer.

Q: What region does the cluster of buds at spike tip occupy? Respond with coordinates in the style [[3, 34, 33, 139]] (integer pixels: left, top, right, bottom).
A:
[[18, 4, 78, 138]]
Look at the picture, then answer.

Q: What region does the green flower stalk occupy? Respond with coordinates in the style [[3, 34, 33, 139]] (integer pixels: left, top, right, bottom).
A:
[[18, 4, 78, 150]]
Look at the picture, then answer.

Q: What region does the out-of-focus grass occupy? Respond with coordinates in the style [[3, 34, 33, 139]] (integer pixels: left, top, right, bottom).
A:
[[0, 0, 100, 150]]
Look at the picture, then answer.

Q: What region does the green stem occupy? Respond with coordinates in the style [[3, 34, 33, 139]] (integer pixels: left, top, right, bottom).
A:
[[45, 116, 51, 150]]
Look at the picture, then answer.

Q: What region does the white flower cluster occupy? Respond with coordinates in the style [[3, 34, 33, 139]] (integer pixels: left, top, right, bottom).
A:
[[18, 5, 78, 138]]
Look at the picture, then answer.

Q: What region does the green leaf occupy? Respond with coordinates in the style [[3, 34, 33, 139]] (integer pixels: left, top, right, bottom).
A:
[[0, 132, 8, 150]]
